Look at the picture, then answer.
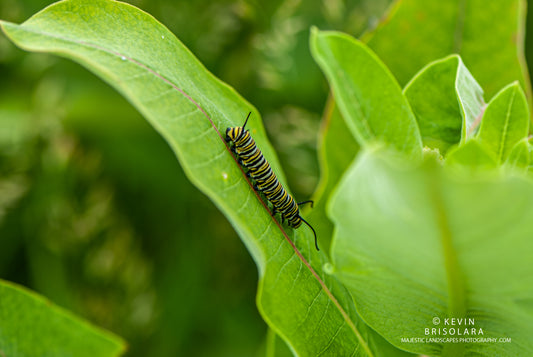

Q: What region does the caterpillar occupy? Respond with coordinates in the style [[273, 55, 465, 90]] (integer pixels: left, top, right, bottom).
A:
[[225, 112, 319, 251]]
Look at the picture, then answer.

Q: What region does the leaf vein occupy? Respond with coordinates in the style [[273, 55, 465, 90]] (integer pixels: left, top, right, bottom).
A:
[[189, 149, 225, 169], [498, 88, 516, 162], [287, 260, 303, 295], [294, 288, 323, 332], [272, 252, 297, 289], [316, 320, 346, 357]]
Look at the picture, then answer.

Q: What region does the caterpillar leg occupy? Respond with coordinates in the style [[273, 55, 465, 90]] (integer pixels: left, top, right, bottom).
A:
[[230, 145, 238, 157], [271, 207, 282, 222], [298, 200, 314, 208]]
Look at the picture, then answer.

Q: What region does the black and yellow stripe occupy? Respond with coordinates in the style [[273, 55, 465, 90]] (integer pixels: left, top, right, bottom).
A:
[[225, 112, 319, 251]]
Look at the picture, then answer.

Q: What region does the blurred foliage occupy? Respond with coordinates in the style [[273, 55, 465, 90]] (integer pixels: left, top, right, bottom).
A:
[[0, 0, 393, 356]]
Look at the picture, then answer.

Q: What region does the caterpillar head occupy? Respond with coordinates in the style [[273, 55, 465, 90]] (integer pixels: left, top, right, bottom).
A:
[[225, 112, 252, 142], [225, 127, 243, 142]]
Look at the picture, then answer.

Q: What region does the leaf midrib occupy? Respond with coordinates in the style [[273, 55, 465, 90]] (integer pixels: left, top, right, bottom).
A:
[[430, 174, 466, 357], [498, 88, 517, 162]]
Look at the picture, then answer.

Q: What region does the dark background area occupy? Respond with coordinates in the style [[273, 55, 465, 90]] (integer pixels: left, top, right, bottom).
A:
[[1, 0, 531, 356]]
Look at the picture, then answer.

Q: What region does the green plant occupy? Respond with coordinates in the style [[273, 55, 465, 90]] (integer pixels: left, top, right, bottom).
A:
[[1, 0, 532, 356]]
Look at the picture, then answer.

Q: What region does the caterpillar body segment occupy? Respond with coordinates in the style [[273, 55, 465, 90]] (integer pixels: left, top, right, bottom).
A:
[[225, 113, 319, 251]]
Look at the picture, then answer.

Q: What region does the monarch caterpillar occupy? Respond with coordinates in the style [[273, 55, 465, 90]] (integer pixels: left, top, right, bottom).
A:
[[225, 112, 319, 251]]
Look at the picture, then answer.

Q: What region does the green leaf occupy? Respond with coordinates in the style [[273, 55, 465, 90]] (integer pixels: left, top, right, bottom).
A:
[[505, 138, 530, 170], [0, 1, 408, 355], [0, 280, 125, 356], [404, 55, 485, 153], [364, 0, 532, 108], [310, 28, 422, 160], [307, 98, 359, 253], [445, 139, 498, 169], [477, 82, 530, 163], [329, 148, 533, 356]]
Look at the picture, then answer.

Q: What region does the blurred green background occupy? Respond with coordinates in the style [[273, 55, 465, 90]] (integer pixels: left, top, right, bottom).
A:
[[1, 0, 532, 356]]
